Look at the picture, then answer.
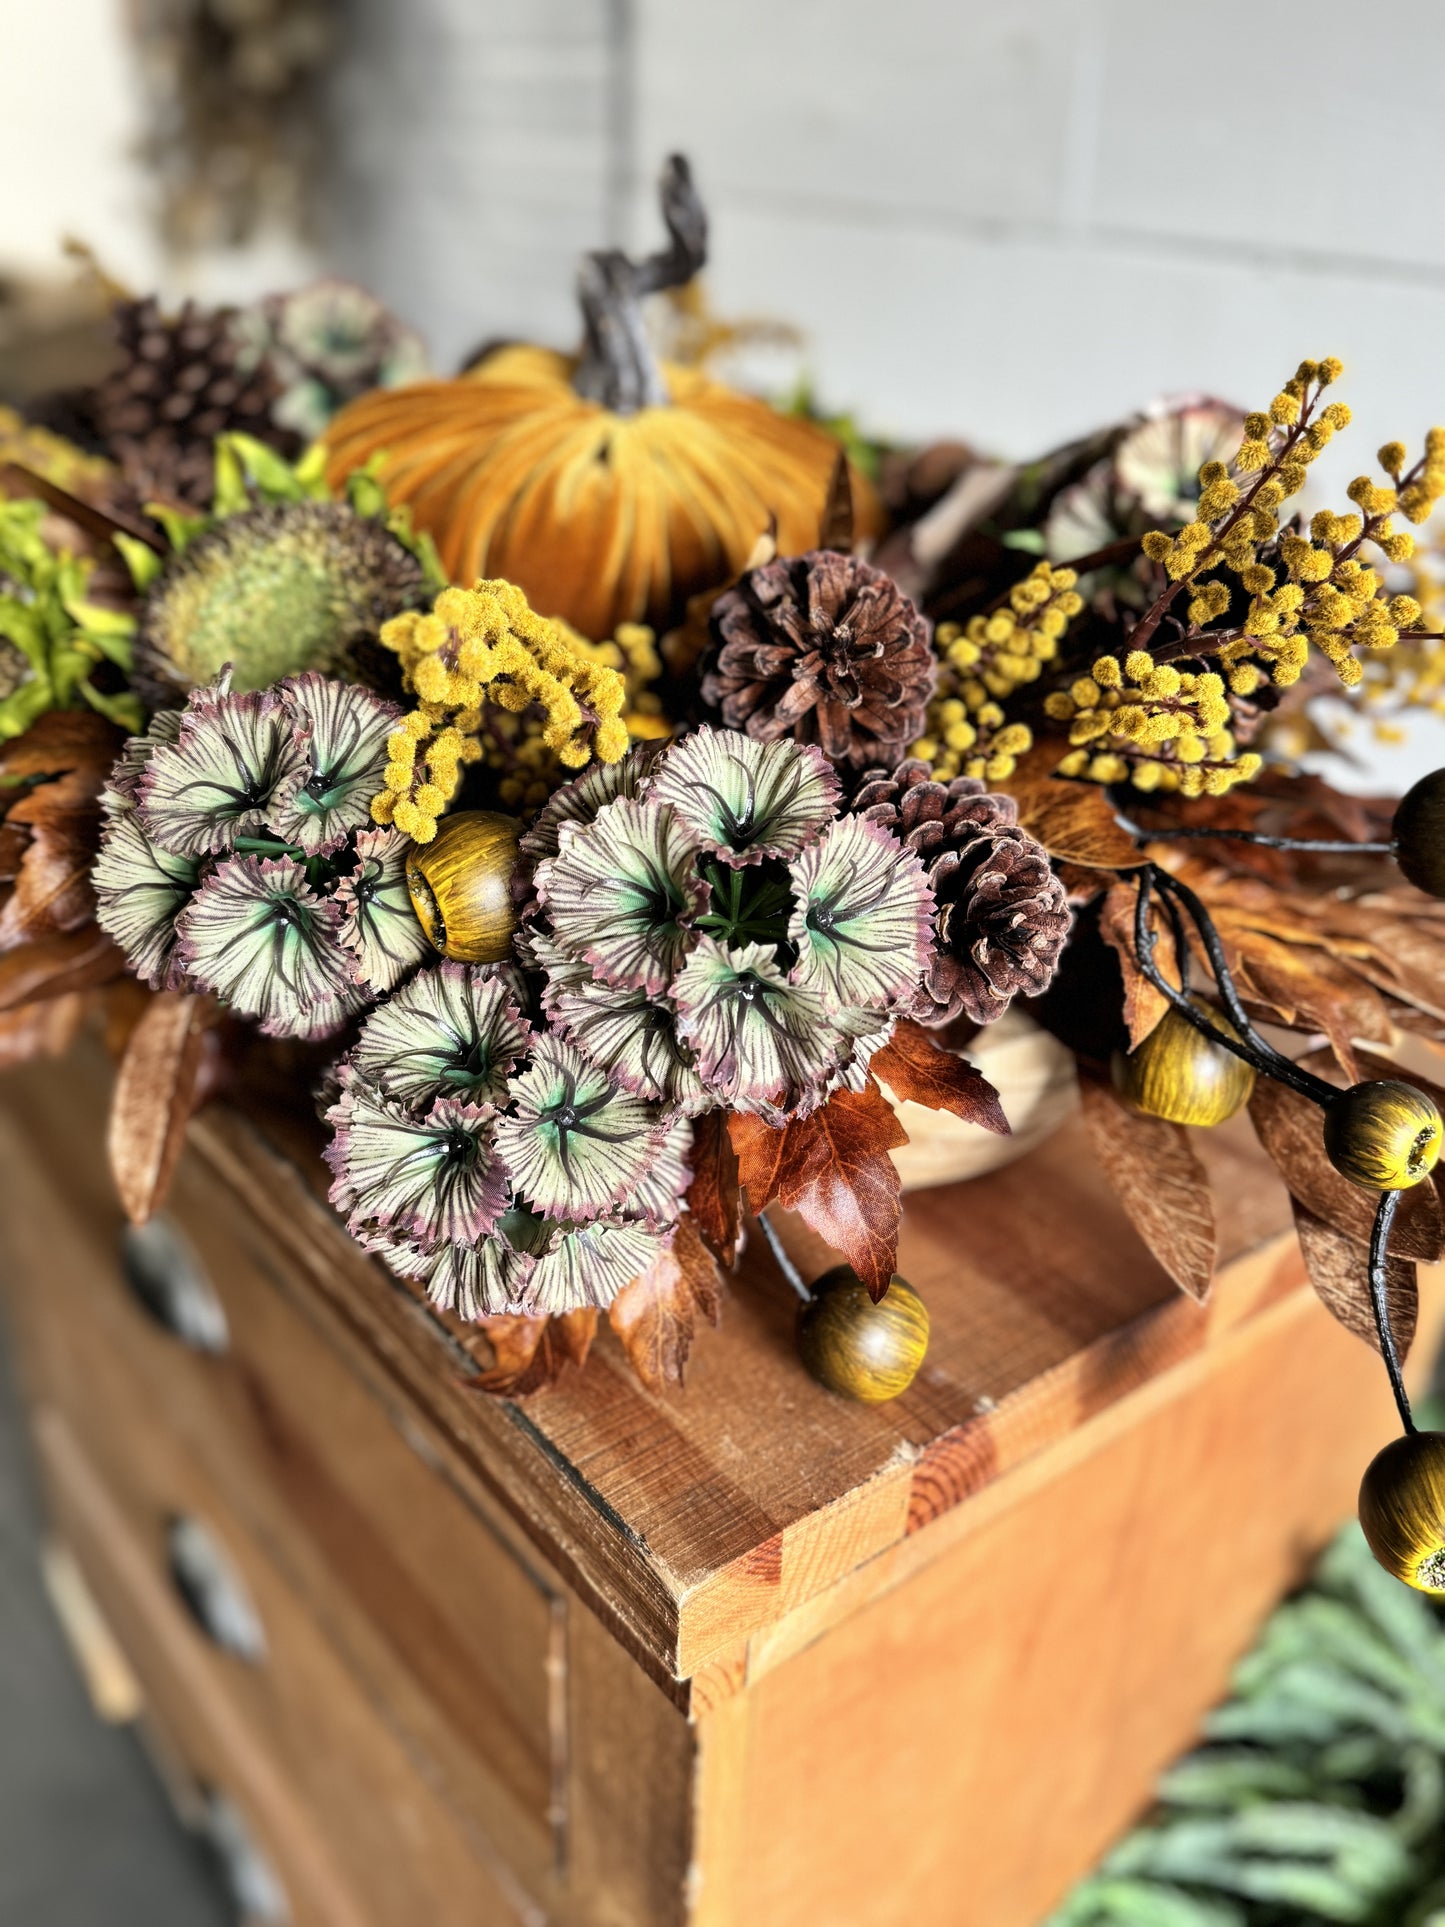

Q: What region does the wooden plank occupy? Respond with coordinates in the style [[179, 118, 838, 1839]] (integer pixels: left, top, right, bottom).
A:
[[688, 1265, 1445, 1927], [0, 1040, 1301, 1685]]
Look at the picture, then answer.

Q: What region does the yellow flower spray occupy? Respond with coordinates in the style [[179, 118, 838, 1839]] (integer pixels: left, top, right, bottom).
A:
[[370, 580, 631, 841]]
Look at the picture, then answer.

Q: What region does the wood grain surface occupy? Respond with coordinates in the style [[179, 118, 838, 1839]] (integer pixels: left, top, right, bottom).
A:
[[0, 1038, 1302, 1688]]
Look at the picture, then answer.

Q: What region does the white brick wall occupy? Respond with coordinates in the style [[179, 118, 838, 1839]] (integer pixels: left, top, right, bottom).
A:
[[324, 0, 1445, 479]]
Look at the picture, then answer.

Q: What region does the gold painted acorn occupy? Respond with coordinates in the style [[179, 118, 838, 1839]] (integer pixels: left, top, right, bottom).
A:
[[1322, 1079, 1443, 1191], [797, 1266, 930, 1403], [1110, 999, 1256, 1128], [1359, 1431, 1445, 1592], [405, 810, 522, 963], [1392, 768, 1445, 898]]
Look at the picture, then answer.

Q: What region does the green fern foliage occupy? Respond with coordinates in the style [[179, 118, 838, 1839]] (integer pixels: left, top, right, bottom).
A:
[[1050, 1527, 1445, 1927]]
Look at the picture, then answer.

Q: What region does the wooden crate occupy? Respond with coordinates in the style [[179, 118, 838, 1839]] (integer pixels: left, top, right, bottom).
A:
[[0, 1039, 1431, 1927]]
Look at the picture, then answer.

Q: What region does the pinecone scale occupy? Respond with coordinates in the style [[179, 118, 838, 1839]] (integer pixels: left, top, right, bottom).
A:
[[701, 550, 936, 769], [853, 759, 1073, 1027]]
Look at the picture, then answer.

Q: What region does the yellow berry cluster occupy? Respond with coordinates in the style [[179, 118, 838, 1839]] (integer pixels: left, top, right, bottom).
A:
[[482, 619, 671, 811], [911, 562, 1081, 782], [1354, 524, 1445, 733], [1045, 650, 1261, 796], [1135, 363, 1444, 701], [371, 580, 630, 842]]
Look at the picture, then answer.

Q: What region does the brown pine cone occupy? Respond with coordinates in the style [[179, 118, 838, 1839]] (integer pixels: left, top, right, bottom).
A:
[[701, 550, 935, 769], [85, 297, 297, 509], [852, 758, 1017, 852], [853, 758, 1072, 1027]]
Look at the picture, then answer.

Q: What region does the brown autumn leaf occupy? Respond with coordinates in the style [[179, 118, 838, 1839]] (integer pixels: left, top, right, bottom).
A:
[[608, 1214, 723, 1392], [1098, 878, 1179, 1050], [1007, 744, 1144, 871], [467, 1310, 598, 1397], [817, 450, 855, 553], [729, 1078, 907, 1299], [871, 1018, 1009, 1133], [1248, 1073, 1444, 1263], [686, 1109, 742, 1266], [1293, 1198, 1417, 1361], [1078, 1065, 1217, 1300], [0, 993, 86, 1071], [0, 925, 125, 1011], [0, 712, 121, 946], [107, 991, 217, 1225]]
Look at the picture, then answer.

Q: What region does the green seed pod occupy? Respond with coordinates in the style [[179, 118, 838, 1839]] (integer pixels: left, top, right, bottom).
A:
[[406, 810, 522, 963], [1322, 1079, 1442, 1191], [1392, 768, 1445, 898], [1359, 1431, 1445, 1592], [797, 1266, 930, 1403], [1110, 999, 1256, 1128]]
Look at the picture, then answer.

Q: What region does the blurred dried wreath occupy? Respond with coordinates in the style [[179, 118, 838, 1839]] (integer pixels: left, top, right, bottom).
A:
[[125, 0, 338, 249]]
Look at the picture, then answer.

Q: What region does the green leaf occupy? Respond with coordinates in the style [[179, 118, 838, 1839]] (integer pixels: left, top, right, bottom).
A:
[[145, 503, 210, 553], [221, 432, 309, 504], [113, 533, 164, 590], [79, 682, 145, 732]]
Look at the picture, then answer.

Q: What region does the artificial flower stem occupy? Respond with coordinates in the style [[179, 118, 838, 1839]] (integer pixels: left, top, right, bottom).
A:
[[755, 1208, 812, 1306], [1369, 1188, 1415, 1435], [232, 833, 310, 862], [1131, 866, 1338, 1108], [1111, 799, 1392, 857]]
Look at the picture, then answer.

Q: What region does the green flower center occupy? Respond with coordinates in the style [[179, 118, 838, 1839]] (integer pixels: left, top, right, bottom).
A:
[[696, 856, 796, 953]]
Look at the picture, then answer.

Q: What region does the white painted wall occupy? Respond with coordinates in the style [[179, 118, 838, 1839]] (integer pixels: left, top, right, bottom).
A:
[[6, 0, 1445, 778], [626, 0, 1445, 471], [0, 0, 314, 302]]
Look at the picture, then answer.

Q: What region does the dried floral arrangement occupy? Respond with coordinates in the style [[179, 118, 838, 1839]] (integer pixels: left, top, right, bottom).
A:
[[6, 158, 1445, 1598]]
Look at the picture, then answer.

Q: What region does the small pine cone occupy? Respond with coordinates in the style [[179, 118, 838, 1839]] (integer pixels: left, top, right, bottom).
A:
[[852, 758, 1018, 855], [701, 550, 936, 769], [852, 759, 1070, 1027], [87, 297, 296, 509], [917, 826, 1073, 1028]]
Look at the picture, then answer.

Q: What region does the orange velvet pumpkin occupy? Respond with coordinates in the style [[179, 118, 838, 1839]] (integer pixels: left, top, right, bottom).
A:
[[322, 160, 881, 640]]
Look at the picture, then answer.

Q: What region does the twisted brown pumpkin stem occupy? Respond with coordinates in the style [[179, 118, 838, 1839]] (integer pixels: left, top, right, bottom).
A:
[[573, 154, 708, 416]]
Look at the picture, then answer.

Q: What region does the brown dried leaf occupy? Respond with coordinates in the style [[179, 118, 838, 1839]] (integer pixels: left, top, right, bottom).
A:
[[0, 926, 125, 1011], [1293, 1198, 1417, 1361], [1078, 1065, 1217, 1300], [1008, 746, 1143, 871], [107, 991, 215, 1225], [871, 1018, 1009, 1133], [0, 993, 86, 1071], [0, 712, 120, 948], [686, 1110, 742, 1266], [817, 451, 855, 553], [608, 1215, 723, 1392], [729, 1079, 907, 1299], [1248, 1074, 1444, 1263], [467, 1310, 598, 1398], [1098, 879, 1178, 1050]]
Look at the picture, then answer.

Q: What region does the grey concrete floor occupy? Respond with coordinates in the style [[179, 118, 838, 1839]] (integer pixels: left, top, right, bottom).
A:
[[0, 1316, 233, 1927]]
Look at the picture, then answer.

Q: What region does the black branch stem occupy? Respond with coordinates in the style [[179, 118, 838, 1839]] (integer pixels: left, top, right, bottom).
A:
[[573, 154, 707, 415], [1111, 796, 1393, 858], [755, 1207, 811, 1305], [1368, 1188, 1415, 1435], [1131, 865, 1340, 1108]]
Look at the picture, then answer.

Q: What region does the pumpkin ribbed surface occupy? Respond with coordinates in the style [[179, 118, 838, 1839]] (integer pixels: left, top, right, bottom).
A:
[[323, 346, 881, 639]]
